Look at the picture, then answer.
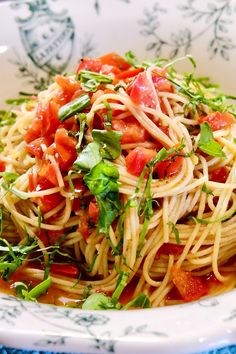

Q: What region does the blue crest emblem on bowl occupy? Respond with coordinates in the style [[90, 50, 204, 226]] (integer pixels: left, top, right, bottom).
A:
[[11, 0, 75, 74]]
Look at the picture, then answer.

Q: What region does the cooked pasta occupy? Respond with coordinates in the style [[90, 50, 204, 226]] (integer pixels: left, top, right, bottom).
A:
[[0, 52, 235, 309]]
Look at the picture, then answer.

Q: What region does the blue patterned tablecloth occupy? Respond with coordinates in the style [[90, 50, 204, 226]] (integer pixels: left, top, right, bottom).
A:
[[1, 346, 236, 354]]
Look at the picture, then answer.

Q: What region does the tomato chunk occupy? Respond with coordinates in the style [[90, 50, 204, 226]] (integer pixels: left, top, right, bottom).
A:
[[154, 156, 183, 179], [47, 229, 65, 244], [171, 266, 209, 302], [37, 193, 63, 213], [76, 57, 102, 73], [88, 201, 99, 223], [210, 166, 228, 183], [26, 136, 52, 159], [152, 75, 173, 92], [125, 147, 156, 176], [112, 117, 149, 144], [156, 243, 184, 258], [38, 160, 59, 187], [116, 67, 144, 80], [54, 128, 77, 167], [199, 111, 235, 131], [99, 52, 131, 71], [0, 160, 5, 172], [129, 72, 157, 108], [54, 75, 81, 96], [50, 263, 79, 278]]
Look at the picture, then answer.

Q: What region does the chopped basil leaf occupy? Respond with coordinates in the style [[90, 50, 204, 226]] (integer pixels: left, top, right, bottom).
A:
[[0, 172, 28, 200], [168, 221, 181, 244], [102, 99, 112, 129], [76, 113, 87, 151], [190, 216, 213, 225], [18, 277, 52, 301], [125, 50, 138, 67], [233, 137, 236, 143], [58, 94, 90, 122], [82, 292, 120, 310], [74, 142, 102, 171], [6, 97, 31, 105], [78, 70, 113, 92], [84, 160, 121, 235], [111, 271, 129, 304], [123, 294, 151, 310], [202, 183, 214, 196], [0, 238, 38, 280], [0, 110, 17, 127], [198, 122, 225, 157], [92, 129, 122, 159]]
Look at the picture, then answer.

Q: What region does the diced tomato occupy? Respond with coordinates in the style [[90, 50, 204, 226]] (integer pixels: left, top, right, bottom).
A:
[[54, 128, 77, 168], [99, 52, 131, 71], [38, 160, 59, 187], [37, 193, 63, 213], [152, 75, 173, 92], [78, 215, 89, 240], [199, 111, 235, 131], [116, 67, 144, 80], [171, 266, 209, 302], [100, 64, 121, 76], [54, 75, 81, 96], [112, 117, 149, 144], [88, 201, 99, 223], [154, 156, 183, 179], [210, 166, 228, 183], [38, 229, 49, 247], [72, 198, 81, 212], [76, 57, 102, 74], [204, 272, 221, 286], [156, 243, 185, 258], [125, 147, 157, 176], [129, 72, 157, 108], [0, 160, 5, 172], [24, 116, 42, 143], [50, 263, 79, 278], [119, 277, 138, 306], [39, 101, 60, 137], [47, 229, 65, 244], [26, 136, 52, 159]]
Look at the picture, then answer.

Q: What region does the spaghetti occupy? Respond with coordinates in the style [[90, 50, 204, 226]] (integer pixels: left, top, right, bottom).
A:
[[0, 52, 235, 309]]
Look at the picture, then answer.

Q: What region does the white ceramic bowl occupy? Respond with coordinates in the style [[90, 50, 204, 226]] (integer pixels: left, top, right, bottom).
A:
[[0, 0, 236, 353]]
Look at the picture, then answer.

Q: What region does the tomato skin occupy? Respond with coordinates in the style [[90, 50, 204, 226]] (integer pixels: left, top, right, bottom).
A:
[[38, 230, 49, 247], [199, 111, 235, 131], [116, 67, 144, 80], [78, 216, 89, 240], [152, 75, 173, 92], [37, 193, 63, 213], [171, 266, 209, 302], [39, 101, 60, 137], [76, 57, 102, 73], [54, 128, 77, 167], [54, 75, 81, 96], [154, 156, 183, 179], [38, 160, 59, 187], [50, 263, 79, 278], [99, 52, 131, 71], [210, 166, 228, 183], [47, 229, 65, 244], [88, 201, 99, 223], [112, 117, 149, 144], [0, 160, 5, 172], [129, 72, 157, 108], [156, 243, 184, 258], [26, 136, 52, 159], [125, 147, 156, 176], [24, 117, 42, 144]]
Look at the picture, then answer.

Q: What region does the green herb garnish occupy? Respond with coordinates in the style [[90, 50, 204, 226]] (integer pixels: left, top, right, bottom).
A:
[[198, 122, 225, 157], [78, 70, 113, 92], [58, 94, 90, 122]]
